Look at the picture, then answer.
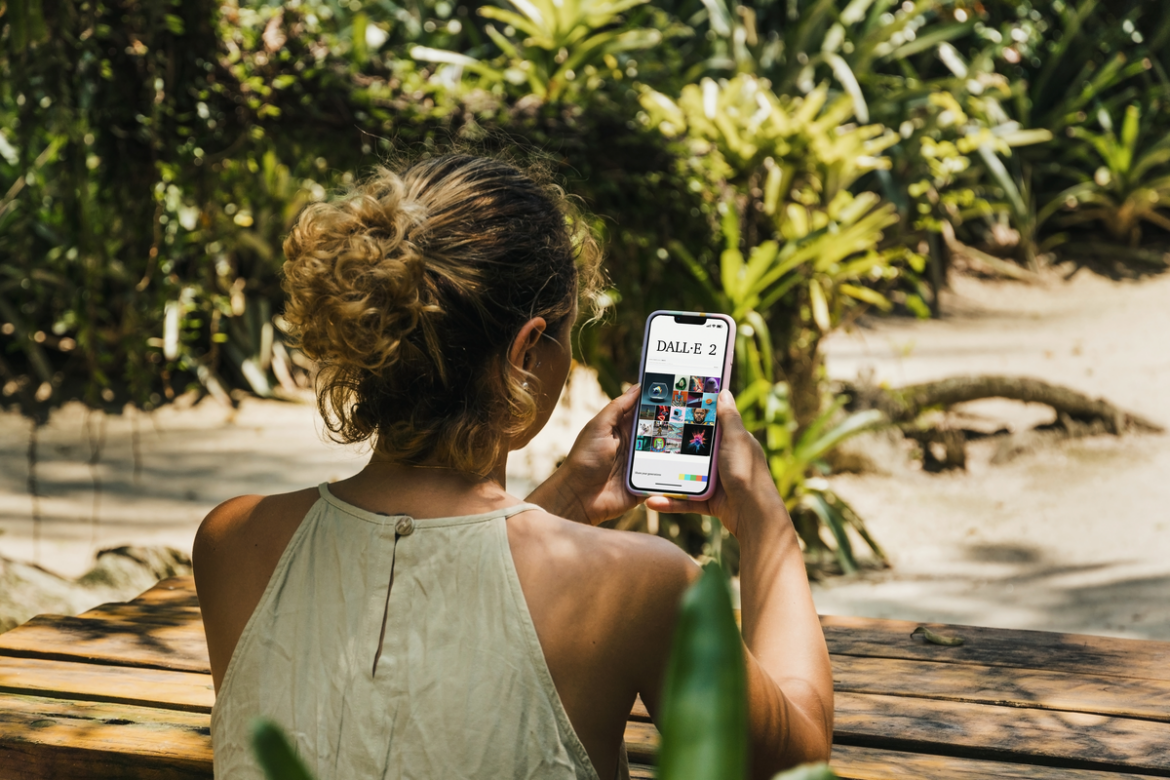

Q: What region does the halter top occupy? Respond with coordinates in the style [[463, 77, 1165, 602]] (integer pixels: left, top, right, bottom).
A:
[[211, 483, 601, 780]]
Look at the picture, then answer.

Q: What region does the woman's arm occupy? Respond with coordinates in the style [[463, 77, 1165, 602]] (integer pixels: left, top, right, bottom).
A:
[[645, 391, 834, 776]]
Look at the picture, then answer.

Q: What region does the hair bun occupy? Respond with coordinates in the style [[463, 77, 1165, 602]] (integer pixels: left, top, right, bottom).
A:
[[281, 170, 439, 375]]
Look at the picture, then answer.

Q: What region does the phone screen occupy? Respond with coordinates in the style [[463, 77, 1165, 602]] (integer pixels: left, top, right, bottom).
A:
[[628, 313, 731, 495]]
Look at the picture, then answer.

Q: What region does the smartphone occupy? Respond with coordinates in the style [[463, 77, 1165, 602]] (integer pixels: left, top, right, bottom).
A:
[[625, 310, 735, 500]]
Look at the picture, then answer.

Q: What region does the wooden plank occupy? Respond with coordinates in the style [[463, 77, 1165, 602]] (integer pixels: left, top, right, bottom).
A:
[[835, 690, 1170, 775], [830, 744, 1160, 780], [0, 693, 211, 780], [833, 655, 1170, 723], [629, 763, 654, 779], [624, 700, 1169, 776], [0, 615, 209, 673], [0, 656, 213, 713], [623, 720, 659, 766], [630, 697, 650, 721], [131, 577, 200, 607], [78, 601, 202, 625], [822, 614, 1170, 683]]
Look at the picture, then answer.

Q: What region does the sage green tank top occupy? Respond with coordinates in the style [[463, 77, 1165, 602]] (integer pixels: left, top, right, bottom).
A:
[[211, 483, 602, 780]]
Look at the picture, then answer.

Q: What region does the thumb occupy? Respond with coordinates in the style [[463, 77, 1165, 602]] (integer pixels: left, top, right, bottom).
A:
[[597, 383, 641, 425], [716, 389, 748, 436]]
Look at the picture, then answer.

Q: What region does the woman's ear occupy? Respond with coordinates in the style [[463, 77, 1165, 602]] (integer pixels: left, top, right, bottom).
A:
[[509, 316, 548, 374]]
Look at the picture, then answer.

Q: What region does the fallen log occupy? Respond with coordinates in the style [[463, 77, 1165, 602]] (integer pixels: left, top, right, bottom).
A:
[[846, 375, 1163, 435]]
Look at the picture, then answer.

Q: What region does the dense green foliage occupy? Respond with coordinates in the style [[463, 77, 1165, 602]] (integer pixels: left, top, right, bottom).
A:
[[3, 0, 1169, 563]]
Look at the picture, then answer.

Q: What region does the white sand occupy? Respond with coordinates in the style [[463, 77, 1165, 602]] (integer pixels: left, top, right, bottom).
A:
[[816, 268, 1170, 639]]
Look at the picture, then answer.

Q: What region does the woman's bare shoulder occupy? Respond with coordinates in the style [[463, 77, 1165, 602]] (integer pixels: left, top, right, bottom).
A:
[[194, 488, 319, 562], [510, 509, 700, 615], [194, 487, 321, 688]]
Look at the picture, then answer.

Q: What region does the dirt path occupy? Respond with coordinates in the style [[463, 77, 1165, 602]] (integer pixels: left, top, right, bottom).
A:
[[817, 268, 1170, 639], [1, 268, 1167, 639]]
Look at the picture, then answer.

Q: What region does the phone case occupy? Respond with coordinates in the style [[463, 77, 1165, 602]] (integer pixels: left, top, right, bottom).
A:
[[625, 310, 736, 501]]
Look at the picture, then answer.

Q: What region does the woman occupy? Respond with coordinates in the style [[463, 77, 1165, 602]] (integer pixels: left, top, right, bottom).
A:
[[194, 155, 832, 780]]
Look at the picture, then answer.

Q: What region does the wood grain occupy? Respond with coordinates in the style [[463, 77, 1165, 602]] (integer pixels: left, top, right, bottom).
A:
[[822, 614, 1170, 682], [833, 655, 1170, 722], [130, 577, 201, 608], [79, 602, 202, 625], [835, 690, 1170, 775], [0, 693, 212, 780], [830, 744, 1158, 780], [623, 720, 659, 766], [0, 656, 213, 713], [0, 615, 210, 673]]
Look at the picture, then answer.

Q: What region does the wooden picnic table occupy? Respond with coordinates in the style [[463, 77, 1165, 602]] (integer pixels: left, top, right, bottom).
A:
[[1, 576, 1169, 779]]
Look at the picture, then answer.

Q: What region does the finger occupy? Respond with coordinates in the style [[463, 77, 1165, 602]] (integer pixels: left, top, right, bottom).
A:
[[645, 495, 709, 515]]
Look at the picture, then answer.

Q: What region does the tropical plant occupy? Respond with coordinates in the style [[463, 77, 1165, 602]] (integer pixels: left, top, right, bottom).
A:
[[411, 0, 663, 102], [640, 75, 898, 570], [640, 75, 921, 419], [684, 0, 973, 125], [1047, 103, 1170, 247]]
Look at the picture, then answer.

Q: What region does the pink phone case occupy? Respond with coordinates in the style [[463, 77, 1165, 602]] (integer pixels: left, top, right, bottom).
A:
[[624, 310, 736, 501]]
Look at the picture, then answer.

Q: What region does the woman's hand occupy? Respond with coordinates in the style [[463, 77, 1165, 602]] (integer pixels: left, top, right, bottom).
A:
[[645, 390, 782, 539], [526, 384, 646, 525]]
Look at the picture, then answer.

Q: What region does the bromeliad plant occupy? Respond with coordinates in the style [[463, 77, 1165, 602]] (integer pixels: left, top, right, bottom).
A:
[[1048, 103, 1170, 248]]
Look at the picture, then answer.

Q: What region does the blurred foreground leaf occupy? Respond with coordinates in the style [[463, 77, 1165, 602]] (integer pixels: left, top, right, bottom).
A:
[[659, 561, 748, 780], [252, 719, 316, 780]]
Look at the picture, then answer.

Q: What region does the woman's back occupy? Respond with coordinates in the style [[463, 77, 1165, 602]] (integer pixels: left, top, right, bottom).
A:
[[198, 474, 694, 779], [212, 484, 601, 779]]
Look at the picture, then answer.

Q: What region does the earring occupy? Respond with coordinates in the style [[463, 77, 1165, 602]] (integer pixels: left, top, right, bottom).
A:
[[522, 381, 530, 389]]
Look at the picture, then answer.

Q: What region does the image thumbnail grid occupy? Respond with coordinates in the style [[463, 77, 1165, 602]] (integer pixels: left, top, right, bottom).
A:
[[637, 372, 720, 455]]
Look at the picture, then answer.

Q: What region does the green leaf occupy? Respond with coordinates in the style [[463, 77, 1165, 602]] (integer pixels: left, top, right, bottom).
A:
[[888, 22, 971, 61], [977, 144, 1027, 219], [911, 626, 966, 646], [795, 409, 885, 463], [1119, 104, 1140, 172], [477, 6, 544, 40], [164, 14, 186, 35], [839, 283, 892, 311], [808, 278, 830, 332], [698, 0, 734, 37], [824, 53, 868, 124], [805, 492, 858, 574], [408, 47, 502, 80], [251, 719, 316, 780], [658, 563, 747, 780]]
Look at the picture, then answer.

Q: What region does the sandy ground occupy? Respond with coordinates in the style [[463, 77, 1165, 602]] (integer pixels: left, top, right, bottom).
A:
[[1, 267, 1167, 639], [816, 267, 1170, 639], [0, 368, 601, 579]]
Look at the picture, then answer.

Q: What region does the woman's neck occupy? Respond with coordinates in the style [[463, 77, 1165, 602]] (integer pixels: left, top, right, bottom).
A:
[[326, 456, 517, 519]]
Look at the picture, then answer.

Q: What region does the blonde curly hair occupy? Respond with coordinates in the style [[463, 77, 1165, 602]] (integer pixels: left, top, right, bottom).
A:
[[281, 155, 601, 477]]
